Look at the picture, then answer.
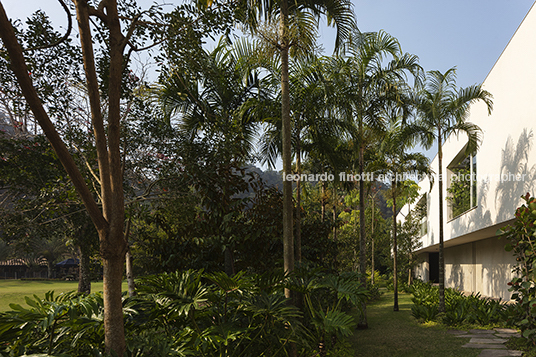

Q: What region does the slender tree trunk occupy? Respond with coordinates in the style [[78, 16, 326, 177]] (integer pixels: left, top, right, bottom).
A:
[[392, 179, 399, 311], [78, 243, 91, 294], [224, 248, 235, 276], [321, 181, 326, 222], [47, 263, 53, 280], [125, 250, 135, 296], [332, 185, 338, 268], [357, 141, 368, 329], [437, 128, 446, 312], [296, 142, 302, 263], [124, 219, 136, 297], [371, 194, 375, 285], [332, 186, 337, 241], [280, 0, 294, 300]]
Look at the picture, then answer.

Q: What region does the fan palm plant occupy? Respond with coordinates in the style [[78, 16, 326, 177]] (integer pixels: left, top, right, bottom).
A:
[[414, 68, 492, 312]]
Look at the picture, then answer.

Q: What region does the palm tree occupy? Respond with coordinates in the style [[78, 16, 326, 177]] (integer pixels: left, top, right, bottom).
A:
[[158, 37, 264, 154], [374, 120, 432, 311], [259, 55, 346, 262], [326, 31, 422, 327], [414, 68, 492, 312], [156, 38, 271, 275], [238, 0, 356, 294], [32, 235, 68, 279]]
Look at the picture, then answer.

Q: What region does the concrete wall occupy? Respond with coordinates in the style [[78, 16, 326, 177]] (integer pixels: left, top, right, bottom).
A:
[[414, 253, 429, 281], [410, 3, 536, 250], [402, 3, 536, 301], [415, 236, 517, 300]]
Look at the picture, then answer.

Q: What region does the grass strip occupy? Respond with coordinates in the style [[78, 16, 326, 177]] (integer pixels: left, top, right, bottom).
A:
[[0, 280, 127, 311], [347, 290, 480, 357]]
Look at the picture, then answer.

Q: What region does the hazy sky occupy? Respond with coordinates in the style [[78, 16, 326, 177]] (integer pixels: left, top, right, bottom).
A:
[[3, 0, 535, 165], [3, 0, 535, 88]]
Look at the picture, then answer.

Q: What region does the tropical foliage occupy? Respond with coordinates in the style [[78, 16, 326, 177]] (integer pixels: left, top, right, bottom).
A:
[[498, 194, 536, 344], [0, 269, 367, 356], [0, 0, 507, 354], [410, 280, 512, 327]]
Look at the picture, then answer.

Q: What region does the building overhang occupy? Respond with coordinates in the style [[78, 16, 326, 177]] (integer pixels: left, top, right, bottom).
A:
[[415, 218, 515, 254]]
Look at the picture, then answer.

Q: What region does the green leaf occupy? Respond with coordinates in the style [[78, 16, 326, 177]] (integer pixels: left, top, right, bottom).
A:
[[25, 295, 40, 308], [523, 329, 534, 338], [8, 303, 26, 311]]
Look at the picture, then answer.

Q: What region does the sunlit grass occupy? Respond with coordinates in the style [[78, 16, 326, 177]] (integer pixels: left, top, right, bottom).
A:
[[347, 290, 480, 357], [0, 280, 128, 311]]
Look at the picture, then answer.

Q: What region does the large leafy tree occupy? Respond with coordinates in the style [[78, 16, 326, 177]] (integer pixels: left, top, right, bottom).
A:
[[414, 68, 492, 312], [0, 1, 127, 350], [0, 129, 98, 292], [0, 0, 238, 353], [0, 9, 81, 136]]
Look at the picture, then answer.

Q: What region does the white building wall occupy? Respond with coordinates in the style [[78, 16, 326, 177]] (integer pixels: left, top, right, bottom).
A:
[[406, 2, 536, 300], [443, 238, 515, 301]]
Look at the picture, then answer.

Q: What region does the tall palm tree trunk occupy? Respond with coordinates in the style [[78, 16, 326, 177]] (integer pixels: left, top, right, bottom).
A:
[[280, 0, 294, 300], [392, 179, 399, 311], [333, 186, 337, 241], [321, 181, 326, 222], [357, 142, 368, 328], [371, 194, 375, 285], [437, 128, 446, 312], [296, 143, 302, 263]]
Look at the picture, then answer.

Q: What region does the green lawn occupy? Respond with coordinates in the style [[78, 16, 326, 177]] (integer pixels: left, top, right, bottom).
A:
[[0, 280, 128, 311], [348, 290, 480, 357]]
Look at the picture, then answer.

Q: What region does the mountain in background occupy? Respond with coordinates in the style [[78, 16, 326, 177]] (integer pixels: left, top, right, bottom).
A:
[[242, 165, 393, 219]]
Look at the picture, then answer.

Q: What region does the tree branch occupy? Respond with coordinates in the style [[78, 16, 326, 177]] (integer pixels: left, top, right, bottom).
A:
[[88, 0, 108, 23], [23, 0, 73, 52], [73, 0, 112, 217], [0, 2, 107, 233]]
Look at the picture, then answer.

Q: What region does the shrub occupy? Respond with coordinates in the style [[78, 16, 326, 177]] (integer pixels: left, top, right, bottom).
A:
[[498, 193, 536, 342], [468, 298, 506, 325], [0, 268, 368, 357], [0, 291, 105, 356], [409, 279, 510, 327], [410, 280, 438, 306], [442, 299, 471, 325], [367, 283, 384, 301], [411, 303, 439, 322]]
